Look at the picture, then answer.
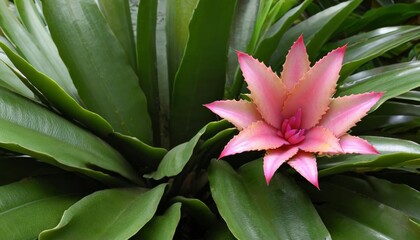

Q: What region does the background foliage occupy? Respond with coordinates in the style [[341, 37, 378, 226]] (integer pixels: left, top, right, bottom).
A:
[[0, 0, 419, 239]]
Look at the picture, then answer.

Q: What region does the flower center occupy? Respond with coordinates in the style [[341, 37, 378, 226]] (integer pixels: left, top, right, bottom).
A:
[[277, 109, 305, 145]]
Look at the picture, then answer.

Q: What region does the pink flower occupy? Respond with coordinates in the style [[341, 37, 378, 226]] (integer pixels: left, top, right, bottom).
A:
[[205, 36, 383, 189]]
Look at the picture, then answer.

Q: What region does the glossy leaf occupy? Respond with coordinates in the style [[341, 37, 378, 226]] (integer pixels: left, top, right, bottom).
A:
[[170, 0, 236, 144], [340, 26, 420, 78], [147, 121, 231, 180], [0, 59, 33, 98], [135, 203, 181, 240], [0, 87, 140, 186], [136, 0, 160, 145], [270, 0, 361, 69], [172, 196, 216, 227], [0, 175, 92, 239], [209, 159, 330, 240], [319, 136, 420, 176], [39, 184, 166, 240], [328, 175, 420, 222], [98, 0, 137, 69], [312, 181, 420, 239], [0, 0, 78, 100], [43, 0, 152, 143], [337, 61, 420, 110]]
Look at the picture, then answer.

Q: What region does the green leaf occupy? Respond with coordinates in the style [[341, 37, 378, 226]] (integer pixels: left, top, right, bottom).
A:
[[0, 175, 92, 239], [147, 120, 230, 180], [98, 0, 137, 69], [327, 175, 420, 223], [0, 59, 33, 99], [43, 0, 152, 143], [319, 136, 420, 177], [136, 0, 160, 145], [135, 203, 181, 240], [39, 184, 166, 240], [0, 0, 78, 101], [340, 25, 420, 79], [311, 180, 420, 239], [270, 0, 362, 69], [172, 196, 216, 227], [208, 159, 330, 240], [337, 61, 420, 110], [170, 0, 237, 145], [0, 87, 140, 186]]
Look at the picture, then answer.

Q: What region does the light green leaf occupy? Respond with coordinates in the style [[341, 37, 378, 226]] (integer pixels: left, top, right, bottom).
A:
[[147, 120, 231, 180], [0, 59, 33, 98], [0, 175, 92, 239], [311, 180, 420, 239], [43, 0, 152, 143], [209, 159, 331, 240], [98, 0, 137, 69], [0, 0, 78, 100], [170, 0, 237, 145], [337, 61, 420, 110], [39, 184, 166, 240], [0, 87, 140, 186], [340, 25, 420, 79], [319, 136, 420, 177], [135, 203, 181, 240]]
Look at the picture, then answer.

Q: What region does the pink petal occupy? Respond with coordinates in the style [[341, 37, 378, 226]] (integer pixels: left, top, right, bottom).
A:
[[282, 46, 346, 129], [281, 35, 310, 90], [237, 51, 288, 129], [204, 100, 262, 130], [219, 121, 287, 158], [298, 126, 342, 154], [263, 147, 299, 184], [319, 92, 383, 137], [339, 134, 379, 154], [288, 152, 319, 189]]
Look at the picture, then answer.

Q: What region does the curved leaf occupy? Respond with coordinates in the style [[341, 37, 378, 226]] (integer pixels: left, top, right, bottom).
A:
[[172, 196, 216, 227], [319, 136, 420, 177], [337, 61, 420, 110], [311, 181, 420, 239], [147, 121, 230, 180], [170, 0, 237, 144], [43, 0, 152, 143], [0, 175, 93, 239], [209, 159, 330, 240], [39, 184, 166, 240], [0, 59, 33, 98], [340, 25, 420, 79], [135, 203, 181, 240], [0, 87, 140, 186]]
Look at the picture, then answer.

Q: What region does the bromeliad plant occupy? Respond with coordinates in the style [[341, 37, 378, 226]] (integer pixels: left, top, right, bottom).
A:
[[0, 0, 419, 239]]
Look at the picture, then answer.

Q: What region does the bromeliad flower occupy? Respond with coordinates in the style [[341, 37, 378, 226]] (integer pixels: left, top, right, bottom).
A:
[[205, 36, 383, 188]]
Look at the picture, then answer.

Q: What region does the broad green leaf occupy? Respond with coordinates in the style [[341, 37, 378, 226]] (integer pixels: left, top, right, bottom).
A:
[[311, 181, 420, 239], [0, 59, 33, 98], [270, 0, 362, 69], [205, 221, 236, 240], [43, 0, 152, 143], [319, 136, 420, 177], [337, 61, 420, 110], [0, 0, 78, 101], [340, 25, 420, 79], [98, 0, 137, 69], [147, 120, 230, 180], [339, 3, 420, 36], [39, 184, 166, 240], [0, 175, 93, 239], [135, 203, 181, 240], [136, 0, 160, 146], [0, 156, 61, 185], [328, 175, 420, 223], [209, 160, 331, 240], [170, 0, 237, 145], [166, 0, 198, 86], [0, 87, 140, 186], [396, 91, 420, 102]]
